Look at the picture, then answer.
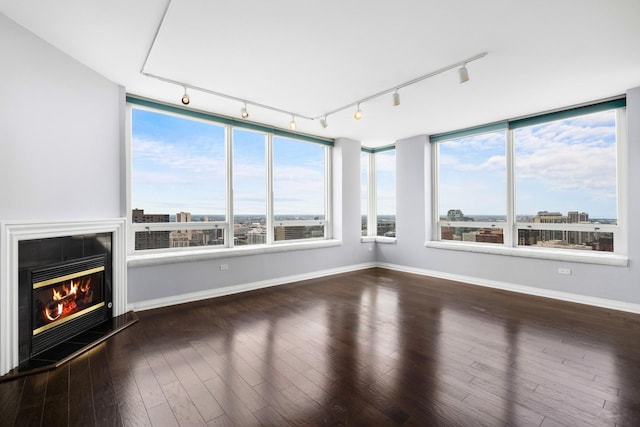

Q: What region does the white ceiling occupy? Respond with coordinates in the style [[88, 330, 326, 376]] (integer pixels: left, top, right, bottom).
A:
[[2, 0, 640, 147]]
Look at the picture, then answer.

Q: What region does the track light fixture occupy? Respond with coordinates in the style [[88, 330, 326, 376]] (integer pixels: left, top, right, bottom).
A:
[[392, 90, 400, 107], [320, 116, 328, 129], [181, 87, 190, 105], [354, 104, 363, 120], [142, 6, 487, 132], [458, 64, 470, 84]]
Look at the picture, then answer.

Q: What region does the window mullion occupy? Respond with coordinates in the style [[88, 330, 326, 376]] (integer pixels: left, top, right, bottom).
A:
[[368, 153, 376, 237], [225, 126, 234, 248], [324, 146, 332, 239], [505, 129, 515, 247], [431, 142, 440, 241], [266, 134, 274, 245]]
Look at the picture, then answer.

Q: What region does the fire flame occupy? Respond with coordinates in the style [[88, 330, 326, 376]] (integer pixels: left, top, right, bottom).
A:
[[42, 277, 92, 322]]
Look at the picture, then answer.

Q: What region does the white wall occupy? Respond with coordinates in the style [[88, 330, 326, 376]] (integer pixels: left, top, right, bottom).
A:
[[0, 13, 123, 221], [380, 88, 640, 309]]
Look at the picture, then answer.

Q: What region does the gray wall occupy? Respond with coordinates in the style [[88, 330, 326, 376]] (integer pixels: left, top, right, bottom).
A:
[[380, 88, 640, 306]]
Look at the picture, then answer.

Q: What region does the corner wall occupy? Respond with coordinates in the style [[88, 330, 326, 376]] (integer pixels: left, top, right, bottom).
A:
[[0, 13, 123, 221]]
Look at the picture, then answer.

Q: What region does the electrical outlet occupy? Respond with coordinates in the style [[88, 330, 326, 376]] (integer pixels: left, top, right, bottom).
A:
[[368, 247, 373, 252], [558, 268, 571, 275], [220, 264, 229, 271]]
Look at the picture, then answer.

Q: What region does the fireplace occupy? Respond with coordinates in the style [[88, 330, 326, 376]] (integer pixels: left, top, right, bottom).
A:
[[0, 219, 128, 377], [17, 233, 113, 366], [29, 254, 111, 357]]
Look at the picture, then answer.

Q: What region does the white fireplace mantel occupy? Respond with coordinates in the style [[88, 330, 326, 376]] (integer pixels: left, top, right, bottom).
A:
[[0, 218, 127, 377]]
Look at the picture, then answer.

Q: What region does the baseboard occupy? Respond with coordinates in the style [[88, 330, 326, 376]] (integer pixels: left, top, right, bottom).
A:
[[129, 262, 377, 312], [129, 261, 640, 315], [377, 262, 640, 315]]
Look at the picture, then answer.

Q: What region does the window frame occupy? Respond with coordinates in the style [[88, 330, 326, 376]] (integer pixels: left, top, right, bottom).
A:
[[361, 146, 396, 243], [429, 98, 628, 266], [126, 96, 334, 258]]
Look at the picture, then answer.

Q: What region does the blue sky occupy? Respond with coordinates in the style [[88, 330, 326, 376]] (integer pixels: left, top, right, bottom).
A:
[[438, 110, 618, 219], [132, 108, 326, 217], [133, 107, 617, 221]]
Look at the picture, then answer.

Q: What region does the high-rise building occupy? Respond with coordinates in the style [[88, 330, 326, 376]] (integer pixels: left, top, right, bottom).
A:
[[447, 209, 466, 221], [534, 211, 564, 241], [476, 229, 504, 244], [132, 209, 170, 250], [275, 226, 306, 241], [176, 212, 191, 222]]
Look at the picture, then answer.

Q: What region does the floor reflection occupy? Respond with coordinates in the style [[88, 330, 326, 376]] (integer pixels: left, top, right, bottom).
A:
[[115, 272, 640, 426]]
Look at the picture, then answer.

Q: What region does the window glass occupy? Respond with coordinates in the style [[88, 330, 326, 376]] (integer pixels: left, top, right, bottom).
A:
[[376, 150, 396, 237], [129, 101, 333, 252], [131, 109, 226, 249], [361, 152, 369, 236], [233, 129, 267, 246], [273, 136, 326, 241], [514, 110, 617, 251], [438, 131, 506, 242]]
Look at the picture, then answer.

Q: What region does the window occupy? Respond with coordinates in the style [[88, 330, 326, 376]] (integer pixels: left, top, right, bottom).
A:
[[131, 109, 226, 250], [361, 147, 396, 239], [376, 149, 396, 237], [232, 129, 267, 246], [361, 151, 370, 236], [128, 97, 332, 253], [513, 109, 619, 252], [273, 136, 328, 241], [437, 130, 506, 244], [432, 99, 626, 258]]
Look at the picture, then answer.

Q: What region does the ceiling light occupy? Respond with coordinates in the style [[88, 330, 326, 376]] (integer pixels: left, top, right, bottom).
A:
[[320, 116, 328, 129], [354, 104, 363, 120], [181, 87, 190, 105], [392, 90, 400, 107], [458, 65, 469, 84], [289, 115, 297, 130], [240, 103, 249, 119]]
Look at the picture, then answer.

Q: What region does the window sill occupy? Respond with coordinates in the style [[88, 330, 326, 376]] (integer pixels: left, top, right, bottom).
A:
[[128, 239, 342, 268], [425, 240, 628, 267], [361, 236, 397, 244]]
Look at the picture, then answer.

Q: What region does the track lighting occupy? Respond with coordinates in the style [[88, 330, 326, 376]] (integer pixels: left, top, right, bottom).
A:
[[141, 9, 488, 134], [320, 116, 328, 129], [392, 90, 400, 107], [354, 104, 363, 120], [458, 64, 469, 84], [181, 87, 190, 105]]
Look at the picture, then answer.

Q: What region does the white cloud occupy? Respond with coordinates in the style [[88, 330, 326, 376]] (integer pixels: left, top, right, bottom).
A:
[[438, 113, 618, 217]]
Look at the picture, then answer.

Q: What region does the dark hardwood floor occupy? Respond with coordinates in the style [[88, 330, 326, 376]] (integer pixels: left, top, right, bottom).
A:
[[2, 268, 640, 426]]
